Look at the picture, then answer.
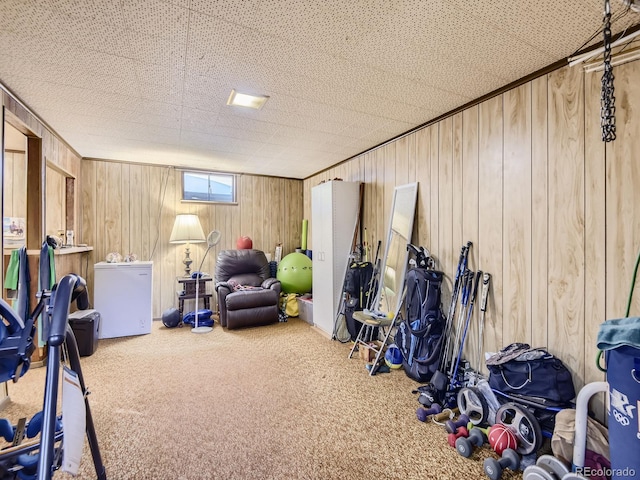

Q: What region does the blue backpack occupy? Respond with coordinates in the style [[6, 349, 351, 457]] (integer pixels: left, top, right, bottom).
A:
[[394, 268, 445, 383]]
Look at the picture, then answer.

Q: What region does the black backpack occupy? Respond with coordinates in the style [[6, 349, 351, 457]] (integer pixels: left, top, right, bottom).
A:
[[394, 268, 445, 382], [343, 261, 374, 340]]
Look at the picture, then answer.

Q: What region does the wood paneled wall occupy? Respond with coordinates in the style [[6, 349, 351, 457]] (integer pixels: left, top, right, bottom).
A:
[[2, 90, 82, 250], [45, 167, 66, 236], [304, 61, 640, 397], [5, 57, 640, 402], [80, 161, 303, 318], [3, 151, 27, 219]]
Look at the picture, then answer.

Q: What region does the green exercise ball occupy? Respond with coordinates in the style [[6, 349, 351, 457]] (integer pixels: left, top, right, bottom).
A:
[[277, 252, 312, 294]]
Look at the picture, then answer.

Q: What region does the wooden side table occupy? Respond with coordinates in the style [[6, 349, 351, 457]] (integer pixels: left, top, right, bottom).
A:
[[176, 276, 213, 319]]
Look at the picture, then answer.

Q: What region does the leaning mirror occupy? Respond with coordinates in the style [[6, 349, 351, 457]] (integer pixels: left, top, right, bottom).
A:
[[373, 182, 418, 317]]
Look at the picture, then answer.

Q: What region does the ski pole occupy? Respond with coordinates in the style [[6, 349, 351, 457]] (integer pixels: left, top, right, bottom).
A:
[[373, 240, 381, 268], [476, 272, 491, 372], [448, 243, 471, 322], [450, 270, 482, 390], [362, 227, 368, 262], [440, 242, 472, 371], [365, 240, 382, 309], [448, 269, 472, 377], [445, 269, 470, 376]]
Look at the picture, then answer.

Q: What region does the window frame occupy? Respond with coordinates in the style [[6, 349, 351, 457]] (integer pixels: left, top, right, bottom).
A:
[[180, 170, 238, 205]]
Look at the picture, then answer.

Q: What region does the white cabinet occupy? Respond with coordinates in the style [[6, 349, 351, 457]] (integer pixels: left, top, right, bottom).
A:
[[311, 181, 360, 336], [94, 261, 153, 338]]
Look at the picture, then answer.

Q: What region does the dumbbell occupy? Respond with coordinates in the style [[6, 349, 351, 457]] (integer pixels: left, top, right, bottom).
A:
[[455, 425, 488, 457], [444, 413, 470, 434], [468, 422, 490, 436], [416, 403, 442, 422], [483, 448, 520, 480], [522, 455, 570, 480], [447, 426, 469, 447]]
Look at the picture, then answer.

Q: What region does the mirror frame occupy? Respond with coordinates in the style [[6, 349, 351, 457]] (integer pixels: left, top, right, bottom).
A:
[[373, 182, 419, 317]]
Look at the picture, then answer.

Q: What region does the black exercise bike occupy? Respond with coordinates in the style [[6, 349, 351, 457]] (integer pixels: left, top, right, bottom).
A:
[[0, 274, 106, 480]]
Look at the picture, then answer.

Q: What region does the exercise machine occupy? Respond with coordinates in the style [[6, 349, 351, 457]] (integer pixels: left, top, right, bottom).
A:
[[0, 274, 107, 480]]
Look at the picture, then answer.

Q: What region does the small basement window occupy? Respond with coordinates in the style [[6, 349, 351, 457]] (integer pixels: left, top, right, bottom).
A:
[[182, 171, 237, 204]]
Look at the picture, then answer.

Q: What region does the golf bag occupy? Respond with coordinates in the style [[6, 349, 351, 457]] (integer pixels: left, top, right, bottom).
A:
[[394, 268, 445, 382], [344, 261, 374, 340]]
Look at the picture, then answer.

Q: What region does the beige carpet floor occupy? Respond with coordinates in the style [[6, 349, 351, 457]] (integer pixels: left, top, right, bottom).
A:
[[0, 318, 522, 480]]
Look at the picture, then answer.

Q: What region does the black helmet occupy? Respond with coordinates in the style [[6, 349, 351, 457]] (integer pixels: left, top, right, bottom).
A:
[[162, 307, 180, 328]]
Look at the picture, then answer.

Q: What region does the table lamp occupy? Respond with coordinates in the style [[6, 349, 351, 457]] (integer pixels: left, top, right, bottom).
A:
[[169, 214, 206, 276]]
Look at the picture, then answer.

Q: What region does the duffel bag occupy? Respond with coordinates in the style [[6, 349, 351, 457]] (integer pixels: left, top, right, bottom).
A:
[[486, 343, 575, 404]]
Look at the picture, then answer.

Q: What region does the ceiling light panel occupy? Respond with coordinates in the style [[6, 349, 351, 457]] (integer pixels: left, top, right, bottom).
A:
[[227, 90, 270, 109]]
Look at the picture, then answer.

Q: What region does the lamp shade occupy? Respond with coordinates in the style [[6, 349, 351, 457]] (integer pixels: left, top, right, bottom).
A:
[[169, 214, 206, 244]]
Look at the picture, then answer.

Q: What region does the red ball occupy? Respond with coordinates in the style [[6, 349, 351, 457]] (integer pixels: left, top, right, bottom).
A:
[[488, 423, 517, 455], [236, 236, 253, 249]]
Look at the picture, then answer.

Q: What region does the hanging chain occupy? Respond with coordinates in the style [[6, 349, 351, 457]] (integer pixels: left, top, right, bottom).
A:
[[601, 0, 617, 142]]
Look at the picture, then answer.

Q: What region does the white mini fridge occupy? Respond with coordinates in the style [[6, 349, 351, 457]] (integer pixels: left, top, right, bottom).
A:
[[94, 261, 153, 338]]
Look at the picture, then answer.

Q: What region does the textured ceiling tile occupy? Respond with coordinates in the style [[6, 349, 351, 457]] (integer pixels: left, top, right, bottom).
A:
[[447, 0, 640, 55], [208, 125, 275, 146], [189, 0, 266, 27], [215, 112, 282, 136], [254, 142, 288, 157], [187, 11, 262, 67], [164, 0, 189, 8], [182, 89, 229, 113], [0, 1, 37, 32], [2, 0, 638, 178], [133, 65, 185, 104], [35, 0, 124, 21], [27, 3, 130, 57], [254, 1, 369, 58], [259, 105, 354, 137], [353, 69, 470, 116], [180, 107, 221, 133], [134, 100, 183, 119], [183, 72, 230, 98], [128, 112, 182, 130], [121, 0, 189, 42], [291, 105, 365, 133], [178, 129, 219, 148], [113, 122, 182, 145], [190, 135, 255, 155], [0, 53, 139, 108], [0, 32, 136, 85], [125, 29, 187, 69]]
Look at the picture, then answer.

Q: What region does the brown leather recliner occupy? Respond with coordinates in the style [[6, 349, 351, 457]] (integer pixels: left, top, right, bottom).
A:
[[215, 249, 281, 329]]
